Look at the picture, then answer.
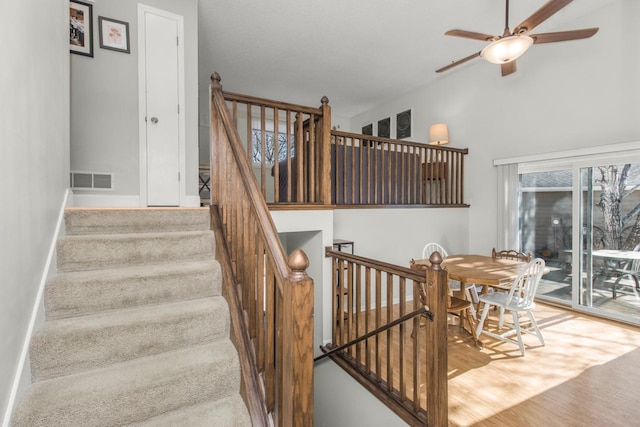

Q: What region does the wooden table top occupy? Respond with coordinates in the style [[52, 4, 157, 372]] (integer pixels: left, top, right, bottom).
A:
[[411, 254, 527, 287]]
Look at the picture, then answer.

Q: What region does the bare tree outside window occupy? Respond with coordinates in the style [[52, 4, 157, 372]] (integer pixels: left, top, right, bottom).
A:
[[251, 130, 294, 164], [596, 164, 640, 249]]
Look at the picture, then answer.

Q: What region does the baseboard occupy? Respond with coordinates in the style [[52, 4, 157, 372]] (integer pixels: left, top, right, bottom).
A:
[[2, 189, 69, 427], [72, 193, 202, 207], [184, 195, 201, 207], [71, 193, 141, 207]]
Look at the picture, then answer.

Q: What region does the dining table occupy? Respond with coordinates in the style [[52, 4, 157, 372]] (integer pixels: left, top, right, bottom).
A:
[[411, 254, 529, 297]]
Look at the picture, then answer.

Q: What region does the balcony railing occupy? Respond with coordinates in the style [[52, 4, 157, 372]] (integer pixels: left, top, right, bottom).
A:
[[216, 89, 468, 208]]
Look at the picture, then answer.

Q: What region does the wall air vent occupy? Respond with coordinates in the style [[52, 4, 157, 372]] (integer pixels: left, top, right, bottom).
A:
[[70, 172, 113, 190]]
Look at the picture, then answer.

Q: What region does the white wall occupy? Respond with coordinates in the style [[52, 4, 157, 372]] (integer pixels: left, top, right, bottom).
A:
[[334, 208, 469, 263], [350, 1, 640, 255], [271, 210, 334, 347], [71, 0, 199, 206], [0, 0, 70, 422]]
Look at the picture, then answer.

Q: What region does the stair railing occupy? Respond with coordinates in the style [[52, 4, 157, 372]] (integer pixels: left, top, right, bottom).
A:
[[323, 248, 448, 426], [209, 72, 314, 426], [220, 87, 332, 205]]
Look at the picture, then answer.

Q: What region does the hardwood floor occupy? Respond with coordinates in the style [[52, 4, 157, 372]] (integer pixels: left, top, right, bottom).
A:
[[447, 303, 640, 426], [339, 302, 640, 426]]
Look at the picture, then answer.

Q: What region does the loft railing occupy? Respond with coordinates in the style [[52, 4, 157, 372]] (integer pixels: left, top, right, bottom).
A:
[[330, 131, 468, 206], [322, 249, 448, 426], [217, 89, 468, 208], [209, 72, 314, 426], [220, 90, 332, 205]]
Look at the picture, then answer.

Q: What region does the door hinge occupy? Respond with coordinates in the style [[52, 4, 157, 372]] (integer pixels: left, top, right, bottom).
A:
[[177, 104, 180, 114], [178, 172, 180, 181], [177, 36, 179, 46]]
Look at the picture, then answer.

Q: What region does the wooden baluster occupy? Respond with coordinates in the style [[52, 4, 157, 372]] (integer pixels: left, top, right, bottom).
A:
[[386, 272, 394, 392], [285, 110, 292, 202]]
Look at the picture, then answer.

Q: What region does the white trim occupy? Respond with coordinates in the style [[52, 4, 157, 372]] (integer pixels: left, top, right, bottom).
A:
[[493, 140, 640, 166], [137, 4, 186, 207], [184, 195, 201, 207], [72, 193, 140, 207], [2, 190, 69, 427]]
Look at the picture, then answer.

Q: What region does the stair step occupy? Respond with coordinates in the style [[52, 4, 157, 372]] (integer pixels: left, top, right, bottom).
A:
[[30, 297, 230, 382], [57, 230, 215, 272], [12, 341, 241, 427], [45, 260, 222, 319], [65, 207, 210, 235], [129, 395, 252, 427]]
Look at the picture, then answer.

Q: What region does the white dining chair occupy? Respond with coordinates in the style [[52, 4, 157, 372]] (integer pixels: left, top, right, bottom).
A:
[[421, 242, 479, 318], [475, 258, 546, 356]]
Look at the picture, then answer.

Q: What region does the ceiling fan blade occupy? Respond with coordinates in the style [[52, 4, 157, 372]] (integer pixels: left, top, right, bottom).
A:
[[436, 52, 481, 73], [501, 61, 517, 77], [531, 28, 599, 44], [513, 0, 573, 35], [445, 29, 496, 42]]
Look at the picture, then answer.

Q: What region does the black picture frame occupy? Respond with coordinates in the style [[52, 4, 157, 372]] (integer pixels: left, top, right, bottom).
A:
[[362, 123, 373, 136], [377, 117, 391, 138], [98, 16, 130, 54], [396, 109, 412, 139], [70, 1, 93, 57]]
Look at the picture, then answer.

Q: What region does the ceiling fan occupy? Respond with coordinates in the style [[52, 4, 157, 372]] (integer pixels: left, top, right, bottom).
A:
[[436, 0, 599, 77]]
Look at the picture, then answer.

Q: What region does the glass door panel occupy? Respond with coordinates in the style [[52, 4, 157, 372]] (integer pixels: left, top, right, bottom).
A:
[[579, 164, 640, 324], [519, 170, 573, 303]]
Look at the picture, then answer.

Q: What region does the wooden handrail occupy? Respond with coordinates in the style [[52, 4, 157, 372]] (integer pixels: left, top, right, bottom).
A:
[[324, 248, 448, 426], [210, 72, 314, 426], [222, 91, 323, 116]]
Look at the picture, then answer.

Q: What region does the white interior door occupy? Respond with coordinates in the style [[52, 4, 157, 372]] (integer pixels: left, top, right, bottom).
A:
[[139, 6, 183, 206]]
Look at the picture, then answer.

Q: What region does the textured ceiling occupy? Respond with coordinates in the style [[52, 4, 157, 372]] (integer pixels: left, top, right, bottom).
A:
[[199, 0, 612, 118]]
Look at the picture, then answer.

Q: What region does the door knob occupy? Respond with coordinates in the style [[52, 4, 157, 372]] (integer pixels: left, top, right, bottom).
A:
[[150, 117, 159, 124]]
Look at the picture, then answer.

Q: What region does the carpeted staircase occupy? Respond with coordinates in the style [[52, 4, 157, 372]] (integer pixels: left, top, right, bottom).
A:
[[12, 208, 251, 426]]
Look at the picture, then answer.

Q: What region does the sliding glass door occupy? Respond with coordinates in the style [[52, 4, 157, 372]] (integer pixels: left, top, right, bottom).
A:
[[578, 164, 640, 323], [519, 169, 573, 304], [519, 163, 640, 325]]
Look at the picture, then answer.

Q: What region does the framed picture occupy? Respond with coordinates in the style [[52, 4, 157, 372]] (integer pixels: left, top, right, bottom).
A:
[[377, 117, 390, 138], [362, 123, 373, 136], [396, 109, 412, 139], [98, 16, 130, 53], [70, 1, 93, 57]]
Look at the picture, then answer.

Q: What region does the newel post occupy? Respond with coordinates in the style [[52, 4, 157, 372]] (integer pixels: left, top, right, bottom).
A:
[[425, 251, 448, 427], [319, 96, 332, 205], [281, 249, 314, 425]]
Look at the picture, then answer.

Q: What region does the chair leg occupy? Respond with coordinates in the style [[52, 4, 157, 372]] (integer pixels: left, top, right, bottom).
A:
[[512, 311, 525, 356], [498, 307, 505, 328], [465, 308, 480, 347], [464, 288, 477, 319], [476, 302, 491, 337], [613, 276, 621, 299], [526, 311, 545, 346]]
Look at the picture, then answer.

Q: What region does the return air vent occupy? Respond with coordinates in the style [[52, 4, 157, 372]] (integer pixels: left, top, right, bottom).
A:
[[70, 172, 113, 190]]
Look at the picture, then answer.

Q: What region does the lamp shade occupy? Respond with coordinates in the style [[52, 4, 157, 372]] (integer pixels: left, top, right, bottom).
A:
[[429, 124, 449, 146], [480, 35, 533, 64]]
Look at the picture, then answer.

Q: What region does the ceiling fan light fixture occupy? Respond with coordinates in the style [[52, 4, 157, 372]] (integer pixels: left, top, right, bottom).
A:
[[480, 35, 533, 64]]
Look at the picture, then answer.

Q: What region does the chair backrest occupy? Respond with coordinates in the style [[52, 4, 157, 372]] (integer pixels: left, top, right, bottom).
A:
[[507, 258, 546, 307], [492, 248, 531, 263], [422, 242, 448, 259]]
